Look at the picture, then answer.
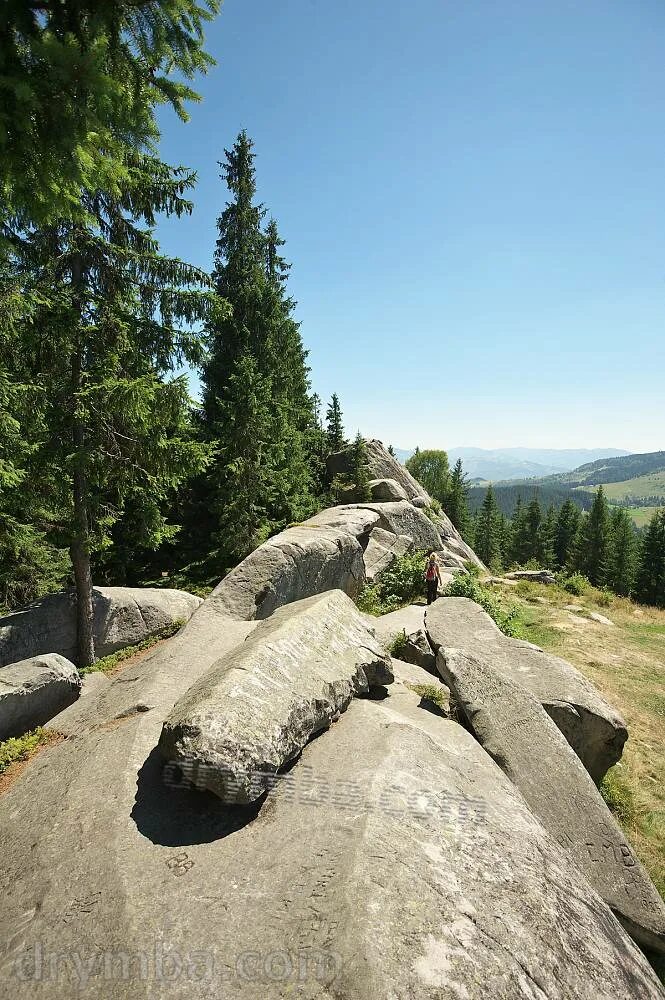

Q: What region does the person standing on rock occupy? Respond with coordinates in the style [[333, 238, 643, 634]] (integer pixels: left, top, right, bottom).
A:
[[424, 552, 443, 605]]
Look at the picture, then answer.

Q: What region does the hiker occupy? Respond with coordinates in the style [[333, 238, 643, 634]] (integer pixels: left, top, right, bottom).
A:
[[424, 551, 442, 605]]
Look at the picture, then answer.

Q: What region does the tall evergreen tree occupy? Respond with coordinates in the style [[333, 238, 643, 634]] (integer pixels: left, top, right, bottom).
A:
[[574, 486, 611, 587], [524, 496, 543, 563], [540, 504, 557, 569], [634, 510, 665, 608], [475, 485, 502, 570], [509, 495, 529, 566], [554, 499, 581, 570], [1, 1, 220, 225], [4, 157, 213, 666], [325, 394, 346, 452], [350, 433, 371, 502], [446, 458, 471, 536], [607, 507, 637, 596]]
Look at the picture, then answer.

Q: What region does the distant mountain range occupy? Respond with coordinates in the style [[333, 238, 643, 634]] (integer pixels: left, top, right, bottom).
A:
[[393, 447, 630, 483]]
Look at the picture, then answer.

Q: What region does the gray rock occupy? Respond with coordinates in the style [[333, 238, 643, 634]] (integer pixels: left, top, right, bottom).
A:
[[1, 676, 662, 999], [160, 590, 393, 803], [367, 477, 409, 502], [327, 438, 429, 502], [589, 611, 615, 626], [411, 494, 428, 508], [0, 654, 81, 739], [362, 527, 412, 582], [505, 569, 557, 585], [366, 499, 442, 552], [209, 524, 365, 621], [426, 597, 628, 782], [439, 648, 665, 956], [371, 605, 437, 673], [390, 655, 447, 690], [0, 587, 202, 667]]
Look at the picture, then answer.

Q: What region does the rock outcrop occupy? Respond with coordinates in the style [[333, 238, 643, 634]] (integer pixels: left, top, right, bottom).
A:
[[505, 569, 557, 585], [1, 681, 662, 999], [0, 587, 202, 668], [160, 591, 393, 803], [0, 654, 81, 739], [362, 526, 412, 581], [371, 604, 436, 673], [439, 648, 665, 956], [367, 477, 409, 502], [426, 597, 627, 782]]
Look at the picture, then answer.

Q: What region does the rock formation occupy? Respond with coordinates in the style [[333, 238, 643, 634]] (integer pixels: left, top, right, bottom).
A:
[[425, 597, 627, 782], [0, 587, 202, 667], [0, 653, 81, 739], [439, 648, 665, 956]]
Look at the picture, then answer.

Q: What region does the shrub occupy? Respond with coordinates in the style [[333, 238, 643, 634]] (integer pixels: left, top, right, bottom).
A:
[[444, 574, 523, 639], [388, 629, 408, 657], [406, 683, 448, 715], [0, 727, 53, 776], [596, 588, 614, 608], [560, 572, 590, 596], [356, 549, 428, 616]]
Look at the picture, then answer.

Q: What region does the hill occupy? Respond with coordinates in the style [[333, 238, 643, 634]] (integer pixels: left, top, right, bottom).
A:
[[395, 447, 629, 482]]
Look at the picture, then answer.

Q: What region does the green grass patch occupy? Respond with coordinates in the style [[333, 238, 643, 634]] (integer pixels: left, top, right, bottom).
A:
[[406, 683, 448, 715], [0, 727, 52, 776], [600, 766, 638, 826], [387, 629, 408, 657], [81, 621, 184, 675]]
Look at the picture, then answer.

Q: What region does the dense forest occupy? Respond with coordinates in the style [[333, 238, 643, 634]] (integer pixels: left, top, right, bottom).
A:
[[406, 448, 665, 608], [0, 3, 369, 664]]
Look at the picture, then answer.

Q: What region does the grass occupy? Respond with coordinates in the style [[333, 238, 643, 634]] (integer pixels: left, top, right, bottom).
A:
[[406, 682, 448, 716], [81, 620, 184, 675], [576, 472, 665, 502], [622, 505, 663, 529], [0, 727, 55, 777], [490, 577, 665, 900]]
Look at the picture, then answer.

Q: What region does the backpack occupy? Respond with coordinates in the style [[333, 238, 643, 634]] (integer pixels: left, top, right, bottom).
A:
[[425, 562, 437, 581]]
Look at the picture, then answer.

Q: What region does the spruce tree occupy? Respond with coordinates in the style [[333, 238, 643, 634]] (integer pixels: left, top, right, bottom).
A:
[[350, 433, 371, 502], [574, 486, 611, 587], [607, 507, 637, 596], [634, 510, 665, 608], [554, 499, 581, 570], [540, 505, 557, 569], [475, 485, 502, 570], [1, 1, 220, 225], [525, 496, 543, 563], [446, 458, 471, 537], [4, 157, 213, 666], [509, 496, 530, 566], [325, 394, 346, 452]]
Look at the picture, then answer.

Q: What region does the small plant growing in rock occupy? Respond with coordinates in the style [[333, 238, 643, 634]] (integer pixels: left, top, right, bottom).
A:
[[388, 629, 408, 657]]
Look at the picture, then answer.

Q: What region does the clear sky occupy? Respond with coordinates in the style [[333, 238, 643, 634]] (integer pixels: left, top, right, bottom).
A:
[[156, 0, 665, 453]]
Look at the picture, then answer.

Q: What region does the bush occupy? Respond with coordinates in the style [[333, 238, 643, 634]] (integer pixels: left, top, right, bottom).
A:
[[407, 683, 448, 715], [388, 629, 408, 657], [560, 572, 590, 596], [356, 549, 428, 616], [0, 727, 53, 776], [444, 574, 523, 638]]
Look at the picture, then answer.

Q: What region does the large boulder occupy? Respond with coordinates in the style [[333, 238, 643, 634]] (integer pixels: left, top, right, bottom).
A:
[[327, 438, 427, 502], [1, 684, 662, 998], [208, 524, 365, 621], [505, 569, 557, 585], [439, 648, 665, 956], [362, 527, 412, 581], [160, 590, 393, 803], [371, 604, 436, 673], [0, 587, 202, 667], [367, 477, 409, 502], [426, 597, 627, 782], [0, 654, 81, 739]]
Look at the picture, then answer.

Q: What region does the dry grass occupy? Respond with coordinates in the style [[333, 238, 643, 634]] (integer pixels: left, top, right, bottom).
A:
[[492, 579, 665, 898]]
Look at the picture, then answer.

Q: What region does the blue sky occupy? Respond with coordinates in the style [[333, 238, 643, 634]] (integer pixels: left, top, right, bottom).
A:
[[157, 0, 665, 453]]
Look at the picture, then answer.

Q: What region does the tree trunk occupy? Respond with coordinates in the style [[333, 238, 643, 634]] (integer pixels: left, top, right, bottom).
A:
[[70, 250, 95, 668]]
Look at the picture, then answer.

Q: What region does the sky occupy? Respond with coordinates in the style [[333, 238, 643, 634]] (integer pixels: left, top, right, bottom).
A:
[[156, 0, 665, 453]]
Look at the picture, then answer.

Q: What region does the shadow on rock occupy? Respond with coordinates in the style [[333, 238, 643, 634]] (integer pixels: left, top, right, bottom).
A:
[[131, 747, 263, 847]]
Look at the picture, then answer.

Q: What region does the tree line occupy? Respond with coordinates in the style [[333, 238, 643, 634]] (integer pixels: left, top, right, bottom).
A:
[[406, 449, 665, 608], [0, 5, 363, 664]]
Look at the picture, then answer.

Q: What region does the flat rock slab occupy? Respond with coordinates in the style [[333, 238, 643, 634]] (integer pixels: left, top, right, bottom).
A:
[[160, 590, 393, 803], [426, 597, 627, 782], [0, 587, 202, 667], [0, 653, 81, 739], [1, 690, 662, 999], [439, 648, 665, 956], [209, 524, 365, 620], [371, 604, 437, 673], [390, 655, 448, 689], [589, 611, 615, 626], [363, 527, 412, 581], [368, 477, 409, 502], [505, 570, 557, 584]]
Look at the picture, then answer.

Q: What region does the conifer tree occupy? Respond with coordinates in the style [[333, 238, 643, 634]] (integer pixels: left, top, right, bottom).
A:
[[1, 1, 220, 225], [540, 505, 557, 569], [573, 487, 611, 587], [634, 510, 665, 608], [509, 496, 530, 566], [446, 458, 471, 537], [350, 433, 371, 502], [555, 499, 581, 570], [607, 507, 636, 596], [475, 485, 502, 570], [525, 496, 543, 563], [387, 445, 396, 457], [4, 157, 214, 666], [325, 394, 346, 452]]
